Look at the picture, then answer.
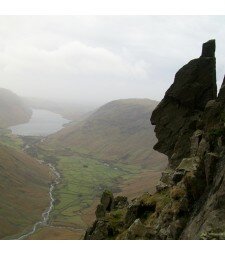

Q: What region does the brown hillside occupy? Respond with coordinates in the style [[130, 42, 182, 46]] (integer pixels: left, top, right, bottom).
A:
[[0, 144, 52, 239], [45, 98, 167, 169], [0, 88, 32, 127]]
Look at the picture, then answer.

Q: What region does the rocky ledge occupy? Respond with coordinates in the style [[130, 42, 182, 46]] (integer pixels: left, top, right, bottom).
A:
[[84, 40, 225, 240]]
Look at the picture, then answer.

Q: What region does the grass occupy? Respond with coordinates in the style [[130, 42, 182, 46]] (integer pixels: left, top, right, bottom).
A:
[[47, 154, 141, 229], [26, 226, 84, 240], [0, 128, 23, 150], [0, 142, 52, 239]]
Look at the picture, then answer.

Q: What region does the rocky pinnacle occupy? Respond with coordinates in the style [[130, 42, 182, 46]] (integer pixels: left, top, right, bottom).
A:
[[151, 40, 217, 166]]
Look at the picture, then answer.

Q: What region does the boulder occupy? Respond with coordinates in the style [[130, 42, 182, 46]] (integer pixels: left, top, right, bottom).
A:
[[160, 168, 174, 185], [113, 196, 128, 209], [100, 190, 114, 211], [95, 203, 106, 219], [125, 202, 140, 226], [86, 220, 109, 240], [125, 194, 156, 226], [125, 219, 147, 239], [176, 156, 201, 173], [156, 182, 168, 192]]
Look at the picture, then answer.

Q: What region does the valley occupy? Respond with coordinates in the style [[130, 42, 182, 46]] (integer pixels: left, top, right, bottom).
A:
[[18, 136, 163, 239], [0, 96, 167, 240]]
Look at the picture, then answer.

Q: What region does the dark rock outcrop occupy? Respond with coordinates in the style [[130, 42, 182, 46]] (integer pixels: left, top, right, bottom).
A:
[[100, 190, 114, 211], [84, 40, 225, 240], [218, 76, 225, 103], [95, 204, 106, 219], [114, 196, 128, 209], [151, 39, 216, 167]]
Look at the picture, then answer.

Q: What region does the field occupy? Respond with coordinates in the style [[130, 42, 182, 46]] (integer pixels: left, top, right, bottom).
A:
[[50, 155, 140, 227], [24, 140, 163, 239]]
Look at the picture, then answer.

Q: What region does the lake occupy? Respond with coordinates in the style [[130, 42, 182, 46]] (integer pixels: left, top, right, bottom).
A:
[[10, 109, 70, 136]]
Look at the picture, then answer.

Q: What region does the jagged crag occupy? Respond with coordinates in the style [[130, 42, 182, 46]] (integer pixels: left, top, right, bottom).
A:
[[84, 40, 225, 240]]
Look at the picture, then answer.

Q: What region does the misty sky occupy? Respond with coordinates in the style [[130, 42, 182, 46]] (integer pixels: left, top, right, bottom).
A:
[[0, 16, 225, 105]]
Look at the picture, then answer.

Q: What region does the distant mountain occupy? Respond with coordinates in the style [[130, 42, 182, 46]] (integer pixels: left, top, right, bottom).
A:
[[23, 97, 96, 121], [45, 98, 167, 169], [0, 144, 52, 239], [0, 88, 32, 127]]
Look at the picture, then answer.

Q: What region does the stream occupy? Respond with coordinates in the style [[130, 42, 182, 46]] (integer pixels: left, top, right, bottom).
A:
[[18, 160, 60, 240], [11, 109, 70, 240]]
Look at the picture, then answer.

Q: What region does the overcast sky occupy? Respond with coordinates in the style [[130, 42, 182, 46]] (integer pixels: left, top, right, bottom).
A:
[[0, 16, 225, 105]]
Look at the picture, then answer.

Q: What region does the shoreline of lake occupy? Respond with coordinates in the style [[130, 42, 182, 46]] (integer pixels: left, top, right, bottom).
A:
[[9, 108, 70, 136]]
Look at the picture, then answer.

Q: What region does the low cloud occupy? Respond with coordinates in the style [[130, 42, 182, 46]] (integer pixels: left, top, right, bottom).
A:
[[0, 16, 224, 105]]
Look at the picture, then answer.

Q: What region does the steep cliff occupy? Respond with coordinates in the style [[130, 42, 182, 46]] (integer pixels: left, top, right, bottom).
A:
[[84, 40, 225, 240]]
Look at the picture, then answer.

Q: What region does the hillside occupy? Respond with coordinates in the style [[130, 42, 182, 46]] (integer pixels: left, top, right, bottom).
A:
[[85, 40, 225, 240], [0, 88, 32, 127], [0, 143, 52, 239], [45, 98, 166, 169]]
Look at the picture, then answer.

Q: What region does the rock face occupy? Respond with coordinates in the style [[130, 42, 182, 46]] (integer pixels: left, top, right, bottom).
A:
[[151, 39, 216, 167], [84, 40, 225, 240]]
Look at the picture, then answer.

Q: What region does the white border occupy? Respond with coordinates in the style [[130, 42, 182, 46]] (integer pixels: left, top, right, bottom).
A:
[[1, 0, 225, 254], [2, 240, 224, 255], [0, 0, 224, 15]]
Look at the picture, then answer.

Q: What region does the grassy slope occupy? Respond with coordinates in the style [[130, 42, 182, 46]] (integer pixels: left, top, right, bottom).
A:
[[0, 88, 32, 128], [0, 89, 57, 239], [0, 140, 52, 239], [0, 129, 23, 150], [45, 99, 166, 169]]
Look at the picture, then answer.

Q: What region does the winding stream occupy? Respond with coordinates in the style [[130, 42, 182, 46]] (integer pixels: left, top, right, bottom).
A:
[[18, 161, 60, 240], [11, 109, 69, 240]]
